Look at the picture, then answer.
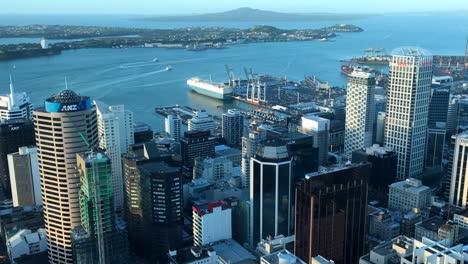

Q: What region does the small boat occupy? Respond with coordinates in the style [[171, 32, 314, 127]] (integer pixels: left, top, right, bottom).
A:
[[165, 66, 173, 71], [319, 38, 328, 42], [153, 57, 159, 62]]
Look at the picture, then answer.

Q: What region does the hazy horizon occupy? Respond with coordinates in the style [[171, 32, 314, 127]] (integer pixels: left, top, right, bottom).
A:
[[2, 0, 468, 15]]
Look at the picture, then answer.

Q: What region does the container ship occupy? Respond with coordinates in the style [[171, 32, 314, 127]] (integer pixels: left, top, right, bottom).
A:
[[187, 78, 233, 100]]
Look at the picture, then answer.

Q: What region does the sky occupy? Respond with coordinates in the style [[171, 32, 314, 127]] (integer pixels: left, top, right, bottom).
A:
[[2, 0, 468, 15]]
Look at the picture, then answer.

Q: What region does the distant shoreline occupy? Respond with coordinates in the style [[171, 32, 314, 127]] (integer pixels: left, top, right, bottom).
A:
[[0, 23, 363, 61]]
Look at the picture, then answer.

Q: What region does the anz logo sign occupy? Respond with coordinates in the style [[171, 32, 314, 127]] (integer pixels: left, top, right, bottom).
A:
[[45, 98, 91, 113], [60, 104, 78, 112]]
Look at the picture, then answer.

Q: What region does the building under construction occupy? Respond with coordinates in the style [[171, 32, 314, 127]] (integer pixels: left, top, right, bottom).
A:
[[71, 151, 129, 264]]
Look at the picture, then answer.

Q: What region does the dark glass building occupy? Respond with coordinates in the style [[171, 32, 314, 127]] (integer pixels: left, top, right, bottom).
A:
[[180, 130, 215, 168], [0, 119, 35, 197], [426, 87, 450, 169], [250, 142, 293, 246], [294, 163, 369, 264], [133, 122, 154, 144], [352, 145, 397, 206], [122, 143, 183, 262]]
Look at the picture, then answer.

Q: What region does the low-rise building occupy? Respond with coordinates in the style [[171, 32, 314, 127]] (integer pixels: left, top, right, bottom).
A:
[[359, 236, 413, 264], [192, 200, 232, 247], [261, 249, 307, 264], [388, 178, 431, 213], [6, 228, 47, 262]]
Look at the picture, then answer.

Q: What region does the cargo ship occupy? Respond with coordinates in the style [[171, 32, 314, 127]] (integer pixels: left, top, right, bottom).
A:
[[187, 78, 233, 100]]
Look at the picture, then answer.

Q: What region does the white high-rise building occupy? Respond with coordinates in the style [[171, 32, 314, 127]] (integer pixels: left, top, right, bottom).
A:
[[165, 114, 182, 141], [0, 76, 33, 121], [95, 101, 134, 212], [188, 110, 215, 135], [344, 68, 376, 159], [376, 112, 386, 145], [222, 109, 244, 146], [192, 200, 232, 247], [7, 146, 41, 207], [301, 115, 329, 166], [384, 47, 433, 180], [449, 133, 468, 209]]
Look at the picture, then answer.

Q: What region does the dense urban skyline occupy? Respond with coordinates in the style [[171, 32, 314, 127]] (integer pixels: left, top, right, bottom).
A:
[[0, 2, 468, 264]]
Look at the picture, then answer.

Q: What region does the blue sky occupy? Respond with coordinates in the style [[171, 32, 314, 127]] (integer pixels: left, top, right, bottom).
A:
[[2, 0, 468, 14]]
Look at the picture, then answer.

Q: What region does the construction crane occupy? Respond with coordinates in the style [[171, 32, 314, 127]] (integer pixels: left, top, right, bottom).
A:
[[79, 132, 106, 264]]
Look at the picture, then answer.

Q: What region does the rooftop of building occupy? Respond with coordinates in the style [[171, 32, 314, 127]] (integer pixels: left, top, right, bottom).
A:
[[212, 239, 256, 264], [392, 46, 431, 57], [215, 145, 241, 157], [254, 141, 290, 161], [0, 117, 32, 126], [183, 130, 212, 139], [305, 162, 367, 179], [192, 200, 230, 217], [389, 178, 431, 194], [416, 216, 446, 233], [46, 89, 88, 103], [349, 66, 375, 78], [261, 249, 307, 264], [133, 121, 152, 132], [78, 151, 110, 165], [364, 144, 396, 156], [168, 246, 215, 263], [139, 161, 179, 175]]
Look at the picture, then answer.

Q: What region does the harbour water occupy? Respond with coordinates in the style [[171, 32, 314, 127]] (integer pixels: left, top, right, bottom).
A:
[[0, 14, 467, 129]]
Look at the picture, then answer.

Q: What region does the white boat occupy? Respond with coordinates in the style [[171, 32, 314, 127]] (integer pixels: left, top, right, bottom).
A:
[[165, 66, 172, 71], [153, 57, 159, 62], [187, 78, 233, 100]]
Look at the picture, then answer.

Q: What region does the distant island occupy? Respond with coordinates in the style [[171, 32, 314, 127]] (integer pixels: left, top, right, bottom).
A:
[[133, 7, 371, 22], [0, 23, 363, 61]]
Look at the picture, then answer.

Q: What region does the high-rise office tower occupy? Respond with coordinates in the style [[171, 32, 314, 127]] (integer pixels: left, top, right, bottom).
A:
[[188, 110, 215, 136], [425, 87, 450, 169], [447, 95, 461, 135], [352, 145, 397, 205], [250, 142, 293, 246], [95, 101, 134, 213], [7, 146, 41, 207], [427, 87, 450, 129], [375, 112, 386, 145], [71, 151, 128, 264], [165, 115, 182, 142], [344, 68, 376, 159], [0, 119, 35, 197], [301, 115, 329, 166], [0, 77, 33, 121], [34, 89, 98, 264], [241, 127, 266, 188], [449, 133, 468, 209], [180, 130, 215, 168], [122, 144, 183, 262], [222, 109, 244, 146], [294, 163, 369, 264], [384, 47, 433, 180]]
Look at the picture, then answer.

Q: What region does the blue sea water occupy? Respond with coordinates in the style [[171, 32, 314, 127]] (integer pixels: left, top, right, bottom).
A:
[[0, 14, 467, 129]]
